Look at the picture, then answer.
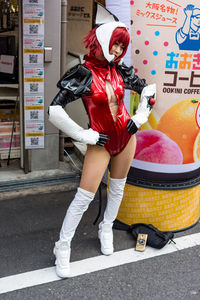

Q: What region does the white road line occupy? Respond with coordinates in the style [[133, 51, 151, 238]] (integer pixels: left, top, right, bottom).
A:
[[0, 232, 200, 294]]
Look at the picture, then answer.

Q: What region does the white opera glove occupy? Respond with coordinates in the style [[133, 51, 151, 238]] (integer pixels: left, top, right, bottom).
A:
[[127, 84, 156, 134], [48, 105, 109, 146]]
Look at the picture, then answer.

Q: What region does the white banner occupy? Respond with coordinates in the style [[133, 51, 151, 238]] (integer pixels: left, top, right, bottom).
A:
[[23, 0, 44, 149]]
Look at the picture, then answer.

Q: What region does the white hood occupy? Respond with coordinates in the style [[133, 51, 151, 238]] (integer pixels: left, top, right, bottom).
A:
[[96, 21, 127, 62]]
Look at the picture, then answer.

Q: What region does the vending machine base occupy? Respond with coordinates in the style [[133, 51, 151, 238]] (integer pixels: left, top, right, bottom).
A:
[[117, 183, 200, 232]]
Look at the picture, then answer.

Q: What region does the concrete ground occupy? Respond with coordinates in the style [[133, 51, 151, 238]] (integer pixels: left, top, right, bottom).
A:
[[0, 185, 199, 300], [0, 147, 82, 200], [0, 145, 200, 299]]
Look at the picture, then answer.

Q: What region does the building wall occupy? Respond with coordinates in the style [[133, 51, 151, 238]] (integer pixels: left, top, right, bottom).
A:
[[30, 0, 94, 171], [31, 0, 61, 171]]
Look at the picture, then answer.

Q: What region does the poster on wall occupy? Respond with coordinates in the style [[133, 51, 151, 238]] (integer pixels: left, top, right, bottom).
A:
[[24, 95, 44, 124], [23, 0, 45, 6], [24, 68, 44, 94], [67, 0, 93, 54], [129, 0, 200, 176], [24, 123, 44, 148], [23, 37, 44, 66], [23, 0, 44, 149], [23, 5, 44, 36]]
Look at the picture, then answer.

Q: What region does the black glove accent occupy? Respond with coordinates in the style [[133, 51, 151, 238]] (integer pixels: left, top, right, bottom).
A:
[[96, 133, 109, 147], [127, 119, 138, 135]]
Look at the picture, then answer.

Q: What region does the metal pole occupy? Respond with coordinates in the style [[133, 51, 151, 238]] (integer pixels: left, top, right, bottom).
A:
[[59, 0, 68, 161]]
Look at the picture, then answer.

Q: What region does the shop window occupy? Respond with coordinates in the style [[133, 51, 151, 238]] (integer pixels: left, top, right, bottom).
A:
[[0, 0, 20, 168]]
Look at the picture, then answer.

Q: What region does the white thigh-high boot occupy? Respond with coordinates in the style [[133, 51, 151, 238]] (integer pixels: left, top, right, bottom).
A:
[[54, 187, 95, 278], [98, 177, 126, 255]]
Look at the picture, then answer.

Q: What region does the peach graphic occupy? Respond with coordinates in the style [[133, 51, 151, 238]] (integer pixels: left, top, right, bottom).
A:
[[157, 99, 200, 164], [135, 130, 183, 164]]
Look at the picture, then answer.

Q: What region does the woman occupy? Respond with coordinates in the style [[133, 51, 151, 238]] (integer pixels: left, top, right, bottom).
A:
[[48, 19, 156, 278]]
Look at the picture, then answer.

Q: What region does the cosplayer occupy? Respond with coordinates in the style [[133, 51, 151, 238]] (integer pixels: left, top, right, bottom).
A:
[[48, 3, 156, 278]]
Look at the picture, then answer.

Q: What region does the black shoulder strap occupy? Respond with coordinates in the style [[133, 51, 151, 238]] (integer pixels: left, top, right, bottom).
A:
[[50, 64, 93, 108], [57, 64, 92, 95], [117, 62, 147, 94]]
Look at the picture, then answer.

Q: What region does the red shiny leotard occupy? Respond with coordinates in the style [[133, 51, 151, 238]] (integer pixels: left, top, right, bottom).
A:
[[82, 53, 131, 156]]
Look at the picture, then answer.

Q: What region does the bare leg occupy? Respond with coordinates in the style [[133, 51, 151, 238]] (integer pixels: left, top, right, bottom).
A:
[[80, 144, 111, 193], [110, 134, 136, 179]]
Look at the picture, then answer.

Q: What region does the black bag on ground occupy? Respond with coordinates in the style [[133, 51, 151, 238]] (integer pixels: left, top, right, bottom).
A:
[[113, 220, 174, 249], [129, 223, 174, 249]]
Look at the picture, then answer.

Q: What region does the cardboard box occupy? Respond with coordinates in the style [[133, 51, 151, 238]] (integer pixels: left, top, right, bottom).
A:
[[67, 0, 93, 54], [0, 107, 19, 121], [0, 132, 20, 149], [0, 121, 20, 133]]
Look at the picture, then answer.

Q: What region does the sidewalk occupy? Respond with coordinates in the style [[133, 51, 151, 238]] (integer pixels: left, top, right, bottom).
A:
[[0, 187, 199, 299], [0, 144, 200, 299], [0, 146, 84, 201]]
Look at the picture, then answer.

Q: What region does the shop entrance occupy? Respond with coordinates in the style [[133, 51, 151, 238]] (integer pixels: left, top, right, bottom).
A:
[[0, 0, 22, 170]]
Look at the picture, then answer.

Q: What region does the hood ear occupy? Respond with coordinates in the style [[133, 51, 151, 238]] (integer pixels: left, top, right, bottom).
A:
[[93, 1, 128, 63], [94, 1, 119, 26]]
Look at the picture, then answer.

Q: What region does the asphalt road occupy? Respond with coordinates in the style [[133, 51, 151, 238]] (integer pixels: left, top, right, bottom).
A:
[[0, 187, 199, 300]]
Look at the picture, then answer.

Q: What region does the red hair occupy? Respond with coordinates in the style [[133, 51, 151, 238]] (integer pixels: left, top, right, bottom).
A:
[[109, 27, 130, 53], [83, 25, 130, 58], [83, 26, 102, 56]]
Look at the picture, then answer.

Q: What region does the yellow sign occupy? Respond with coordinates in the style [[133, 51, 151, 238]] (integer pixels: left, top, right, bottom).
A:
[[25, 132, 44, 137], [24, 19, 41, 23], [25, 106, 43, 110], [24, 78, 44, 82], [24, 49, 43, 54]]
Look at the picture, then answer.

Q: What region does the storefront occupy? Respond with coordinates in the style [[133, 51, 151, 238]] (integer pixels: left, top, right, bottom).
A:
[[0, 0, 21, 169], [0, 0, 107, 175], [0, 0, 81, 173]]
